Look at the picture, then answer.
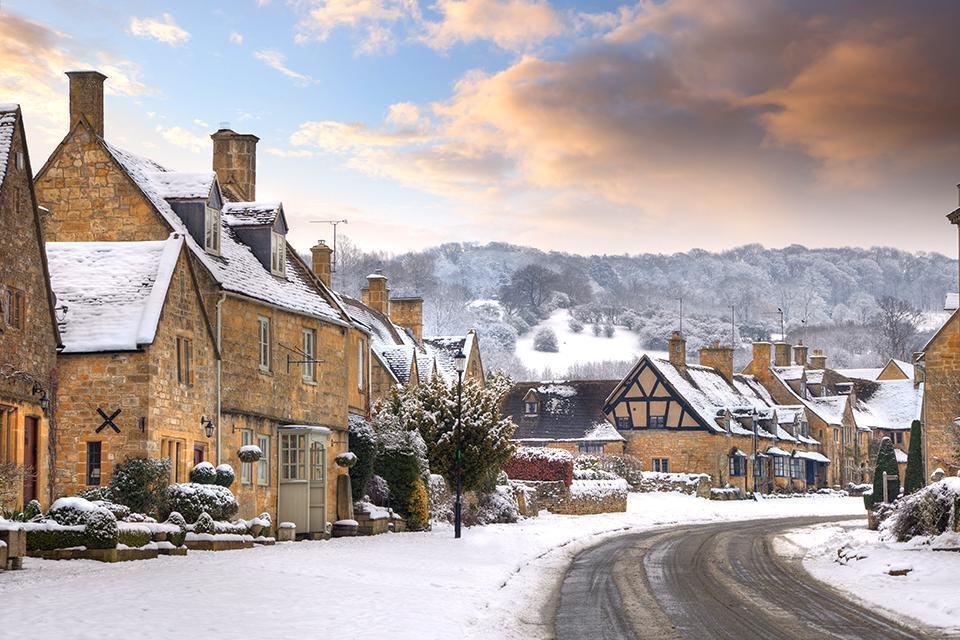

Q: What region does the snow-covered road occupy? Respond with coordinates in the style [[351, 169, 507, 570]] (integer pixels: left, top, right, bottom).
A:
[[1, 494, 865, 640]]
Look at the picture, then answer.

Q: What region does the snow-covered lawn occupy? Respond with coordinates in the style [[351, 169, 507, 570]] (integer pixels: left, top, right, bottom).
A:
[[2, 493, 864, 640], [776, 523, 960, 634], [515, 309, 665, 376]]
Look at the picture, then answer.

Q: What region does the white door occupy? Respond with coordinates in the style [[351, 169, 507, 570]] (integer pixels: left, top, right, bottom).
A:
[[308, 437, 326, 531]]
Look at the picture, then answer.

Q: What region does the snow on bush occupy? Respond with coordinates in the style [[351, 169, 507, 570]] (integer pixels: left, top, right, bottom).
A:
[[475, 486, 520, 525], [215, 464, 236, 488], [573, 468, 619, 481], [108, 457, 171, 516], [882, 477, 960, 542], [162, 483, 239, 523], [84, 507, 119, 549], [568, 478, 628, 500], [364, 474, 390, 507], [427, 474, 453, 523], [533, 327, 559, 353], [576, 454, 644, 488], [568, 317, 584, 333], [89, 499, 131, 520], [335, 452, 358, 468], [238, 444, 263, 463], [48, 497, 100, 526], [504, 447, 574, 486], [189, 461, 218, 485], [193, 512, 215, 535]]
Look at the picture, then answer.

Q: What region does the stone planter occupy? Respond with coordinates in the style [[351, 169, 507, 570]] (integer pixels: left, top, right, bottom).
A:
[[277, 523, 296, 542], [185, 538, 254, 552], [331, 520, 358, 538], [0, 527, 26, 570]]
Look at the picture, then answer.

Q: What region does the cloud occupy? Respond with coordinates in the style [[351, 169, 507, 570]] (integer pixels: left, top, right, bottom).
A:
[[265, 147, 316, 158], [385, 102, 424, 128], [229, 31, 244, 45], [193, 118, 210, 128], [290, 119, 427, 151], [421, 0, 564, 51], [158, 125, 209, 154], [253, 49, 314, 85], [128, 13, 191, 45], [293, 0, 419, 51]]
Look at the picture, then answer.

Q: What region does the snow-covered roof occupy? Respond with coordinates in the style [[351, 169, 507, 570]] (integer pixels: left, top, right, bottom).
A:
[[146, 171, 216, 200], [804, 369, 824, 384], [424, 332, 476, 384], [803, 395, 847, 426], [222, 201, 282, 227], [104, 143, 345, 324], [0, 105, 17, 192], [379, 345, 416, 385], [836, 367, 882, 381], [766, 446, 790, 456], [894, 448, 908, 464], [505, 380, 619, 441], [338, 293, 430, 384], [795, 450, 830, 463], [852, 379, 922, 431], [945, 292, 958, 311], [772, 365, 804, 382], [47, 236, 182, 353]]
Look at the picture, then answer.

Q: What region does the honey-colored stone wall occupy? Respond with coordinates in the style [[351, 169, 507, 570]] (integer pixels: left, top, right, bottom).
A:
[[0, 111, 59, 508], [921, 314, 960, 475]]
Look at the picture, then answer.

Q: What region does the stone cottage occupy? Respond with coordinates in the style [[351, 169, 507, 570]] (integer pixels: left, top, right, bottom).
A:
[[0, 104, 61, 510]]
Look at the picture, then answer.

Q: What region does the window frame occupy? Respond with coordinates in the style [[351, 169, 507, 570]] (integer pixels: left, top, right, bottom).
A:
[[615, 416, 630, 430], [649, 415, 666, 429], [270, 231, 286, 276], [729, 455, 745, 477], [4, 287, 23, 329], [578, 442, 604, 455], [791, 457, 804, 479], [240, 429, 254, 484], [302, 328, 316, 382], [357, 339, 364, 391], [86, 441, 102, 486], [652, 458, 669, 473], [257, 434, 270, 486], [204, 206, 221, 255], [280, 433, 306, 481], [161, 438, 184, 483], [258, 316, 272, 373], [773, 455, 786, 477], [524, 401, 539, 416]]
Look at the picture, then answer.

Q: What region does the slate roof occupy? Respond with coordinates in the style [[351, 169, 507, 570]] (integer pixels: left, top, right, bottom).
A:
[[424, 332, 477, 384], [47, 236, 182, 353], [103, 142, 347, 324], [146, 171, 217, 200], [503, 380, 621, 441], [852, 380, 922, 432], [222, 201, 283, 227], [0, 105, 16, 191]]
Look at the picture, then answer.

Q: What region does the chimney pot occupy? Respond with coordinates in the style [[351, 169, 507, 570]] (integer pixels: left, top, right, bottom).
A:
[[699, 343, 734, 381], [773, 341, 792, 367], [66, 70, 107, 137], [668, 331, 687, 370], [310, 239, 334, 288], [792, 344, 809, 367], [361, 269, 390, 315], [390, 297, 424, 342], [809, 348, 827, 370]]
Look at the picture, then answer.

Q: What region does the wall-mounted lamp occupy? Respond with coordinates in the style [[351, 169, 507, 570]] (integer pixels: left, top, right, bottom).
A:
[[201, 416, 215, 439]]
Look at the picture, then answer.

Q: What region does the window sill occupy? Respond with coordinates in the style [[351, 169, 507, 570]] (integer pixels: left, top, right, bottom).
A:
[[302, 379, 317, 386], [258, 369, 273, 377]]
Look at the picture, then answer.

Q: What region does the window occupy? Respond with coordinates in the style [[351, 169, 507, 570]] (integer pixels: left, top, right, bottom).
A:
[[652, 458, 669, 473], [649, 415, 666, 429], [258, 317, 271, 372], [86, 442, 102, 486], [524, 401, 539, 416], [729, 455, 745, 477], [773, 455, 786, 477], [161, 439, 183, 483], [894, 432, 903, 445], [193, 445, 205, 466], [257, 435, 270, 486], [579, 442, 604, 455], [204, 206, 220, 254], [791, 458, 804, 479], [753, 457, 765, 477], [615, 416, 630, 430], [302, 329, 316, 382], [281, 433, 306, 480], [15, 151, 24, 170], [4, 287, 23, 329], [241, 429, 253, 484], [176, 336, 193, 385], [270, 232, 286, 276], [357, 340, 364, 391]]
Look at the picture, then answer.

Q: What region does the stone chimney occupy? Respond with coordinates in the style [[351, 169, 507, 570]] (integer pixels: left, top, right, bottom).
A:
[[361, 269, 389, 315], [793, 344, 808, 367], [211, 128, 259, 202], [310, 240, 333, 288], [66, 71, 107, 137], [751, 342, 772, 374], [773, 341, 792, 367], [668, 331, 686, 370], [390, 297, 424, 342], [912, 351, 924, 384], [809, 348, 827, 370], [699, 341, 733, 381]]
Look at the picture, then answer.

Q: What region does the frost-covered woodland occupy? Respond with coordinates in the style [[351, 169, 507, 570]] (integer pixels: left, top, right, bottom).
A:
[[322, 240, 954, 378]]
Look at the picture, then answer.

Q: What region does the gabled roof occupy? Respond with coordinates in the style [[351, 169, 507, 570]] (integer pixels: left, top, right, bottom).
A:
[[223, 201, 285, 229], [99, 140, 348, 325], [146, 171, 218, 200], [879, 358, 913, 381], [835, 367, 882, 381], [852, 379, 922, 431], [803, 395, 847, 426], [0, 105, 17, 191], [503, 380, 620, 441], [379, 345, 417, 385], [424, 331, 479, 384], [47, 236, 183, 353], [338, 293, 429, 384]]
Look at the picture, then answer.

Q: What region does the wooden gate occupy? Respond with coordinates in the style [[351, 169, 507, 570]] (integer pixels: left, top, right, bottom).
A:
[[23, 416, 38, 504]]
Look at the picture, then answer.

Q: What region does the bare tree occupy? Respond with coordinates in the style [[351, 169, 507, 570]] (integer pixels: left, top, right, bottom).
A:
[[499, 264, 561, 314], [873, 296, 922, 360]]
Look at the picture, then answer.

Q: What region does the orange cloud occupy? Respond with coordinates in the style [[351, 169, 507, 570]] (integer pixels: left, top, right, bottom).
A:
[[421, 0, 564, 51]]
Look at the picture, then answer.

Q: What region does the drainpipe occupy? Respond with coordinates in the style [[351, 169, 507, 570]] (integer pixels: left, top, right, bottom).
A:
[[215, 292, 226, 464]]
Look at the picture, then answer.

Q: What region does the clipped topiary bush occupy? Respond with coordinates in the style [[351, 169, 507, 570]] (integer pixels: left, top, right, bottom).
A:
[[504, 447, 574, 486], [109, 457, 171, 517], [117, 523, 151, 548], [25, 524, 86, 551], [406, 477, 430, 531], [84, 507, 119, 550], [90, 500, 131, 520], [161, 483, 239, 523], [215, 464, 236, 488], [189, 461, 218, 485], [193, 512, 215, 535], [903, 420, 924, 495], [238, 445, 262, 463], [48, 497, 99, 526], [165, 511, 187, 546], [78, 486, 112, 502], [865, 437, 900, 510]]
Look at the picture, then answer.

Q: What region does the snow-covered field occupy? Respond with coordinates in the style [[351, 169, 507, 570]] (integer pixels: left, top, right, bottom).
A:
[[2, 493, 864, 640], [514, 309, 665, 377], [776, 523, 960, 634]]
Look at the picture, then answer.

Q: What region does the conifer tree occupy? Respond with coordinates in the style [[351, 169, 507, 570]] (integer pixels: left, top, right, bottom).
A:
[[903, 420, 924, 494], [865, 436, 900, 509]]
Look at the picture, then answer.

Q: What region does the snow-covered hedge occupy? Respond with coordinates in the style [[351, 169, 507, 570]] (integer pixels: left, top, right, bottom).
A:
[[882, 477, 960, 542], [576, 454, 644, 489], [237, 445, 263, 463], [189, 461, 218, 485], [427, 474, 452, 523], [554, 479, 628, 515], [638, 471, 711, 497], [215, 464, 236, 488], [162, 483, 239, 523], [504, 447, 574, 486], [475, 486, 520, 525]]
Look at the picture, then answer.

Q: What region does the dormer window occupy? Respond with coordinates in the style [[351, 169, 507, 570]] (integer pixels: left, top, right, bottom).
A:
[[525, 401, 539, 416], [271, 231, 286, 276], [204, 206, 221, 254]]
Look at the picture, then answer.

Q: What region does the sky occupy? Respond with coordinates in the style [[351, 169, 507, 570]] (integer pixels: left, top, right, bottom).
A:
[[3, 0, 960, 257]]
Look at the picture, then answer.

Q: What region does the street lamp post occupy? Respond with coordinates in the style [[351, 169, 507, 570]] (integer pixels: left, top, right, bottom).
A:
[[453, 349, 467, 539]]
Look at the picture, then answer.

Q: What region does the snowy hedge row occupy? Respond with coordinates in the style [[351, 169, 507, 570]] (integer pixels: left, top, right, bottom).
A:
[[882, 477, 960, 543], [503, 447, 574, 486]]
